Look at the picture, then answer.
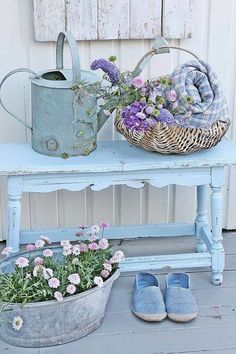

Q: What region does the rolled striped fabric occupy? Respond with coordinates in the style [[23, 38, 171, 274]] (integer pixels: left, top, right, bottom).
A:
[[170, 60, 229, 130]]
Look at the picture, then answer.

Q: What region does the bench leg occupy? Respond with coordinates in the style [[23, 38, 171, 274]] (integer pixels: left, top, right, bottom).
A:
[[210, 185, 224, 285], [7, 176, 22, 253], [195, 185, 208, 253]]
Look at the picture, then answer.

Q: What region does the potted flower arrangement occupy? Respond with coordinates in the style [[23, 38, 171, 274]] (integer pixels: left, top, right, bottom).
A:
[[90, 56, 193, 131], [0, 222, 123, 348], [90, 55, 229, 154]]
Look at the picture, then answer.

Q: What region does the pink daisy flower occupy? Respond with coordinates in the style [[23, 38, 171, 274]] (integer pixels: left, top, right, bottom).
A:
[[101, 269, 110, 278], [132, 76, 144, 88], [63, 247, 72, 256], [60, 240, 71, 247], [40, 235, 51, 244], [91, 224, 101, 234], [99, 221, 110, 229], [88, 243, 100, 250], [98, 238, 109, 250], [43, 268, 54, 280], [48, 277, 60, 289], [103, 262, 112, 272], [43, 249, 53, 258], [26, 244, 35, 252], [15, 257, 29, 268], [34, 257, 43, 266], [110, 255, 120, 264], [79, 243, 88, 252], [67, 284, 76, 294], [35, 240, 45, 249], [72, 245, 80, 256], [88, 233, 98, 242], [166, 89, 177, 102], [54, 291, 63, 302], [68, 273, 80, 285]]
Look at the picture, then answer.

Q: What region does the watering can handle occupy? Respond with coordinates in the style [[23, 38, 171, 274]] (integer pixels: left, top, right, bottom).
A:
[[132, 36, 199, 77], [56, 32, 81, 82], [0, 68, 39, 131]]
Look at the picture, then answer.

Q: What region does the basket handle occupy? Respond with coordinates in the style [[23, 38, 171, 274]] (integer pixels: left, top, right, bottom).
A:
[[56, 31, 81, 82], [132, 36, 199, 77]]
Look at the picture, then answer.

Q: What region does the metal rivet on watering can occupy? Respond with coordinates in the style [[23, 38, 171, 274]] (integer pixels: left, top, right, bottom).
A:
[[46, 139, 58, 151], [0, 31, 111, 157]]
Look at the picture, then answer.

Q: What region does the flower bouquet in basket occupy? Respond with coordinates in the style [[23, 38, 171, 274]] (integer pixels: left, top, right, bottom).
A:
[[0, 222, 123, 348], [91, 41, 230, 154]]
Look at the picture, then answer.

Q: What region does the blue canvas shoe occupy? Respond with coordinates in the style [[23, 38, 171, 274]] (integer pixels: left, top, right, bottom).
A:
[[132, 272, 166, 322], [165, 273, 198, 322]]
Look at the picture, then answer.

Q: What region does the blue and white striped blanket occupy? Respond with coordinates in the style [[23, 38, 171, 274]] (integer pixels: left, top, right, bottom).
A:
[[170, 60, 229, 129]]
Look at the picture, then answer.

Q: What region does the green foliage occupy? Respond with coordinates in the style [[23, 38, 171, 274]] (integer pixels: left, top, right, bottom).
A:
[[0, 244, 116, 304]]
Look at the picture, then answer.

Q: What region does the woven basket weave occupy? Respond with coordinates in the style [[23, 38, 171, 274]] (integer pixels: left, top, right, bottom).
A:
[[115, 116, 230, 154], [114, 37, 230, 155]]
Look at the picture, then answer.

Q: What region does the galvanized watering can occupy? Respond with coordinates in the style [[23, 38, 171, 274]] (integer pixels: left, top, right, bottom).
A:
[[0, 32, 109, 157]]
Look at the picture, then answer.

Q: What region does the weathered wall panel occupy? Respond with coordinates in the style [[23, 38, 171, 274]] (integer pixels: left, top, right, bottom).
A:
[[129, 0, 162, 39], [33, 0, 192, 41], [162, 0, 193, 39], [33, 0, 65, 41], [66, 0, 97, 40], [98, 0, 129, 39]]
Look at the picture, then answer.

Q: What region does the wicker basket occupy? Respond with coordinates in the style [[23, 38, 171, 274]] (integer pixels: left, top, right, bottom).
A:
[[115, 116, 230, 154], [114, 37, 230, 155]]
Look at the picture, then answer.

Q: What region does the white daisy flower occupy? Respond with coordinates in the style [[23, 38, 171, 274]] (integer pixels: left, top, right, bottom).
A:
[[94, 276, 104, 287], [35, 239, 45, 249], [91, 225, 101, 234], [12, 316, 23, 331]]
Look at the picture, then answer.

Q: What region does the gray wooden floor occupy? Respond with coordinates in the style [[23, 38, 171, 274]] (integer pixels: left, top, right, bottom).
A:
[[1, 232, 236, 354]]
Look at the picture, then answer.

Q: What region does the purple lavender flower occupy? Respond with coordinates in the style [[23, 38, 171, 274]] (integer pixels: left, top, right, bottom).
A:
[[166, 90, 177, 102], [156, 109, 175, 125], [145, 106, 153, 115], [136, 112, 146, 120], [122, 101, 149, 131], [90, 58, 119, 84], [146, 118, 156, 127]]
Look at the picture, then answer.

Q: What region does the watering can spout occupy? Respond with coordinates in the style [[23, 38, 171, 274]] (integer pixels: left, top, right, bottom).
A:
[[97, 108, 110, 132]]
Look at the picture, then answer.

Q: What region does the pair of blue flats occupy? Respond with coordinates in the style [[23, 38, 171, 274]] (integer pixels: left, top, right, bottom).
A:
[[132, 272, 197, 322]]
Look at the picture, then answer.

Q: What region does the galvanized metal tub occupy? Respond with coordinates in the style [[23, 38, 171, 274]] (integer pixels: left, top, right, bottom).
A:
[[0, 248, 119, 347]]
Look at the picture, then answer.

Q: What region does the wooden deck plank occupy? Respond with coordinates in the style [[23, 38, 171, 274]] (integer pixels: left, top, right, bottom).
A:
[[0, 232, 236, 353], [37, 325, 236, 354], [113, 269, 236, 292], [95, 302, 236, 334], [106, 286, 236, 313]]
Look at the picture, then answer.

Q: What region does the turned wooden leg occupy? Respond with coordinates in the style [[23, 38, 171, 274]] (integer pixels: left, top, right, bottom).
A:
[[210, 185, 224, 285], [195, 185, 208, 253], [7, 176, 23, 253]]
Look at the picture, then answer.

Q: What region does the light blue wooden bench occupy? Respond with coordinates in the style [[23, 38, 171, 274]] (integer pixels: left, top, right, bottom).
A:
[[1, 137, 236, 285]]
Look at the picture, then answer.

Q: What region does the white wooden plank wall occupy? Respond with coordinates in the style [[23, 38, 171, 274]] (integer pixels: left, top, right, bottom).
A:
[[0, 0, 236, 241], [33, 0, 186, 41]]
